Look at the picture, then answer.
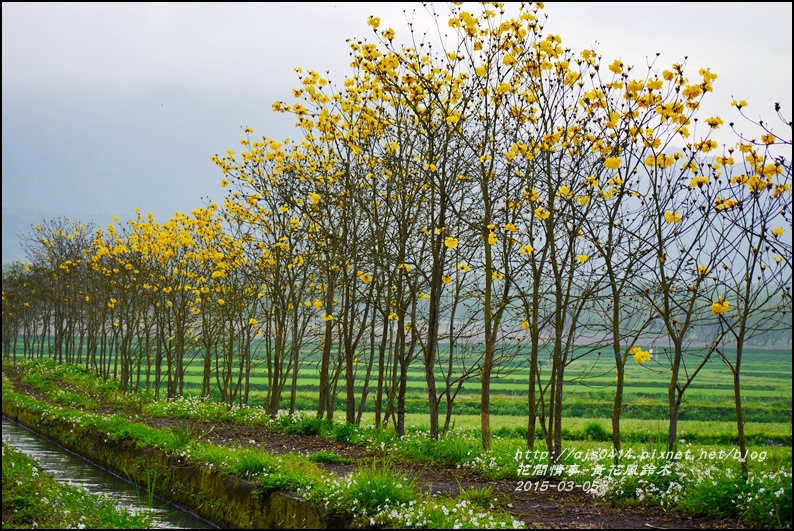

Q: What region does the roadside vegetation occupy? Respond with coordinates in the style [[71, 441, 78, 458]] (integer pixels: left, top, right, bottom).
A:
[[3, 358, 791, 528], [2, 441, 153, 529]]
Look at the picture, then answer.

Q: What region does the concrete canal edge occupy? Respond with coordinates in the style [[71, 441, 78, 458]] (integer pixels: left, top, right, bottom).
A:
[[2, 400, 351, 529]]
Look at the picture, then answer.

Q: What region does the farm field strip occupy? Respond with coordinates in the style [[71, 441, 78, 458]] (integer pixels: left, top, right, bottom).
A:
[[354, 412, 793, 439], [179, 369, 791, 396], [178, 375, 788, 397]]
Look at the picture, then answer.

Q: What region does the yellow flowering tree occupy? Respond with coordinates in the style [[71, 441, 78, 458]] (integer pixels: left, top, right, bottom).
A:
[[593, 57, 738, 455], [709, 103, 792, 475], [214, 133, 326, 411], [570, 52, 727, 461], [24, 218, 96, 367]]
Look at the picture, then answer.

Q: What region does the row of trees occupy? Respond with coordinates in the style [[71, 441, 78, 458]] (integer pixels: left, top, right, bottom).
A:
[[2, 3, 791, 468]]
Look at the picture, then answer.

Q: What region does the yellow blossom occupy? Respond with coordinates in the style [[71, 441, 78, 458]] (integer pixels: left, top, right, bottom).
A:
[[488, 232, 498, 245], [321, 313, 334, 321], [608, 59, 623, 74], [705, 116, 723, 128], [644, 153, 675, 169], [772, 227, 784, 238], [716, 197, 739, 211], [519, 244, 534, 256], [457, 263, 471, 273], [527, 188, 540, 201], [629, 346, 651, 363], [689, 175, 709, 188], [711, 298, 729, 315], [249, 318, 258, 325], [604, 157, 622, 170], [664, 210, 682, 224], [388, 312, 399, 321], [576, 255, 589, 264], [521, 320, 530, 331], [444, 236, 459, 249], [442, 275, 453, 284]]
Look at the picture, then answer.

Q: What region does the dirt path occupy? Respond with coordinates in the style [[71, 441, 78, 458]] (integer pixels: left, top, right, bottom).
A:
[[3, 367, 744, 529]]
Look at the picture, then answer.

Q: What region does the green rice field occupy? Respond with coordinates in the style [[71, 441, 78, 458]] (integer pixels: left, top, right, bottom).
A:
[[172, 344, 791, 428]]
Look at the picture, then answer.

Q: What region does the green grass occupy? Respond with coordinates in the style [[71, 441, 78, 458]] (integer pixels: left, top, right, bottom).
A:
[[358, 413, 792, 445], [308, 450, 353, 464], [6, 342, 792, 426]]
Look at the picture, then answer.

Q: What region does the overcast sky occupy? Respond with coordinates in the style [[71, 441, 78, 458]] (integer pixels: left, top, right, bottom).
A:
[[3, 2, 792, 263]]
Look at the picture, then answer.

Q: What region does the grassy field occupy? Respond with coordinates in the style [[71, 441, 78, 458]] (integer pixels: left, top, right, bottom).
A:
[[167, 344, 792, 429], [9, 339, 791, 427]]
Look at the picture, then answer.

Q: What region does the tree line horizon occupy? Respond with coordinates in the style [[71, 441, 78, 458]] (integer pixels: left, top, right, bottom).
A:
[[2, 3, 791, 472]]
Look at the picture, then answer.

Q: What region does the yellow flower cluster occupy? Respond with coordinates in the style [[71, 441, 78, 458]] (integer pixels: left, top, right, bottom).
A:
[[711, 297, 730, 315], [664, 210, 682, 224], [715, 196, 739, 211], [629, 346, 651, 364]]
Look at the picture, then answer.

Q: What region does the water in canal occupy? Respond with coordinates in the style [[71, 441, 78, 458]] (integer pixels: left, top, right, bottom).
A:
[[2, 416, 216, 529]]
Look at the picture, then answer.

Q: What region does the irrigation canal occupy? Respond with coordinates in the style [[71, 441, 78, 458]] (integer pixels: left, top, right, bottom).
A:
[[2, 415, 215, 529]]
